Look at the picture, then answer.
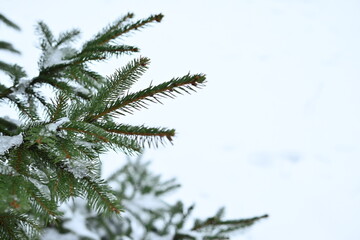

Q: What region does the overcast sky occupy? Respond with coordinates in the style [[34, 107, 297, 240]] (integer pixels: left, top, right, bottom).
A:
[[2, 0, 360, 239]]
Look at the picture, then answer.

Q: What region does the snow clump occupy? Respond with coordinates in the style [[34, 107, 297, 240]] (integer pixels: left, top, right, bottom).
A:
[[0, 133, 23, 155]]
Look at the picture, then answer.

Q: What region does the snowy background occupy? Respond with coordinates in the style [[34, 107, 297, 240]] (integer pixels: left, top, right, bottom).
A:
[[2, 0, 360, 239]]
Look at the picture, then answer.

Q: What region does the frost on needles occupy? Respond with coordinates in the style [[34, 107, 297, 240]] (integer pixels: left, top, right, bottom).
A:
[[0, 12, 266, 239]]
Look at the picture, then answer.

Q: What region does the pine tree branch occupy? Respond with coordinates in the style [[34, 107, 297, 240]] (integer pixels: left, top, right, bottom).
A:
[[58, 121, 141, 154], [7, 97, 39, 121], [191, 214, 269, 231], [55, 29, 81, 47], [0, 211, 40, 240], [103, 57, 149, 98], [49, 93, 69, 122], [36, 21, 55, 49], [12, 147, 26, 174], [32, 77, 90, 100], [104, 125, 175, 139], [49, 165, 81, 201], [86, 73, 206, 121], [0, 61, 23, 78], [61, 66, 105, 94], [0, 117, 19, 135], [82, 57, 149, 117], [60, 126, 109, 142], [81, 176, 122, 214], [73, 44, 139, 64], [83, 13, 163, 49], [30, 193, 59, 217], [98, 122, 176, 147], [0, 14, 20, 30], [0, 41, 20, 54], [103, 12, 135, 34]]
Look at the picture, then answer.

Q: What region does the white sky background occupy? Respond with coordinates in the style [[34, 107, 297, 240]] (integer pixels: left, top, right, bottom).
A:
[[2, 0, 360, 239]]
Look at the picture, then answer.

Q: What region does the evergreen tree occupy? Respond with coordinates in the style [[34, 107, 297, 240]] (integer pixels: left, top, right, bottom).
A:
[[43, 157, 268, 240], [0, 13, 267, 239]]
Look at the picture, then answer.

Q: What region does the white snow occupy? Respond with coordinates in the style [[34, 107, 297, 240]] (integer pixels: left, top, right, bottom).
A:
[[8, 79, 31, 105], [123, 193, 168, 216], [62, 209, 99, 239], [171, 213, 183, 224], [0, 161, 16, 175], [28, 177, 51, 200], [121, 193, 173, 239], [0, 133, 23, 154], [2, 116, 22, 126], [72, 83, 90, 96], [43, 47, 72, 68], [46, 117, 70, 132], [63, 158, 90, 179], [60, 199, 100, 240], [75, 140, 95, 148], [41, 228, 78, 240], [58, 78, 91, 96], [132, 194, 168, 209], [38, 117, 70, 137]]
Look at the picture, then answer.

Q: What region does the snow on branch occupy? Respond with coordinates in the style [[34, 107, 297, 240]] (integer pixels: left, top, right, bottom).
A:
[[0, 133, 23, 154]]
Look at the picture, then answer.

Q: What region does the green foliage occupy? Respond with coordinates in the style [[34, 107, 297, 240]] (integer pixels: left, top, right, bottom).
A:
[[0, 14, 22, 82], [0, 12, 206, 239], [0, 211, 39, 240], [0, 14, 20, 30], [43, 158, 268, 240]]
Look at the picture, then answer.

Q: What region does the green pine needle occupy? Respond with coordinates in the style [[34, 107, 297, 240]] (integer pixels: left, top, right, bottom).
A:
[[0, 41, 20, 54], [85, 73, 206, 121], [0, 14, 20, 30]]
